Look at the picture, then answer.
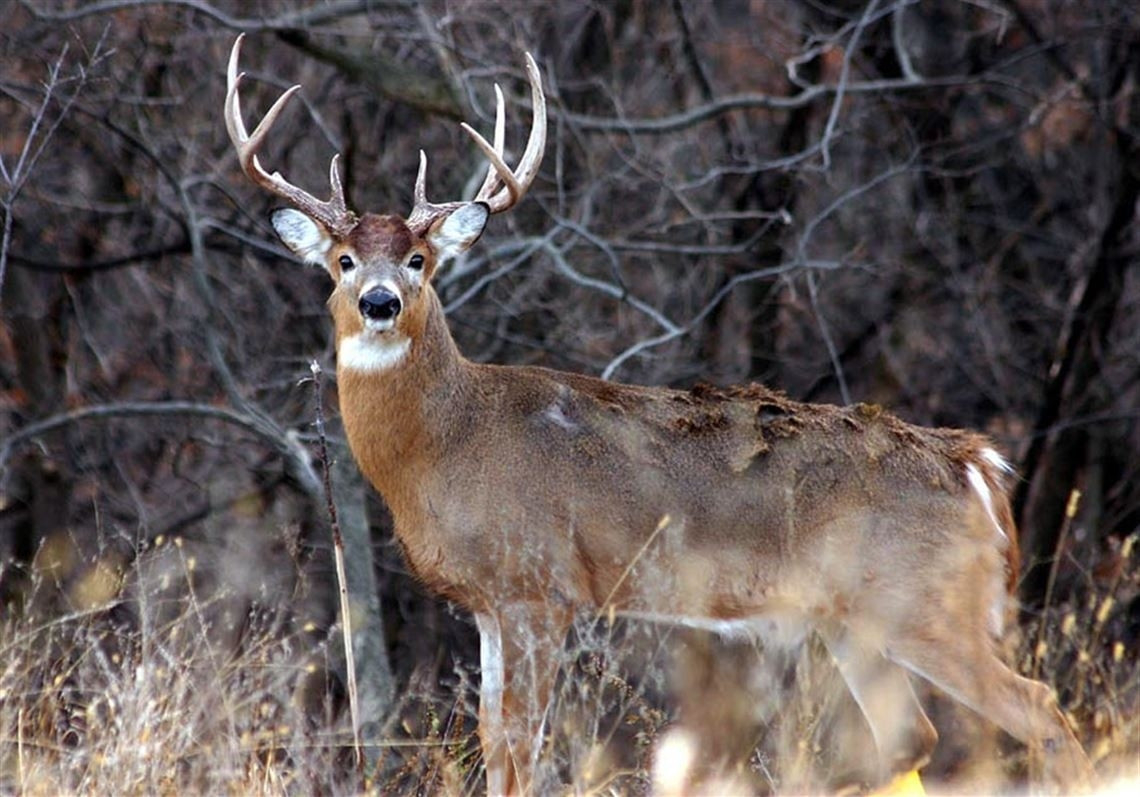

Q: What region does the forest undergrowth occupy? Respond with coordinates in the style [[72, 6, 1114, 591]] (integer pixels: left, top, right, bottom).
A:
[[1, 530, 1136, 795]]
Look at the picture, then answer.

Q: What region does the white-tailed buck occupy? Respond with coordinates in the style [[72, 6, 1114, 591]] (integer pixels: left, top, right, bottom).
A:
[[224, 35, 1092, 795]]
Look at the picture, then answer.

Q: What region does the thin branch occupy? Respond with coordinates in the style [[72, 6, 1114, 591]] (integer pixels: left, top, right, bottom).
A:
[[441, 234, 553, 314], [550, 216, 628, 295], [178, 181, 250, 409], [561, 74, 987, 136], [562, 86, 825, 134], [819, 0, 880, 171], [891, 0, 923, 83], [3, 401, 274, 467], [8, 240, 191, 273], [18, 0, 401, 29], [785, 157, 915, 403], [604, 230, 768, 256], [6, 46, 69, 192], [308, 361, 363, 771], [807, 270, 851, 405], [600, 259, 845, 381], [794, 157, 915, 266], [539, 240, 679, 335], [1, 36, 108, 296]]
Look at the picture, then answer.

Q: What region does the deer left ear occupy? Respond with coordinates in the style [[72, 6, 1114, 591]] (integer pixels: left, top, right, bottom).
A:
[[271, 208, 334, 268], [428, 202, 489, 261]]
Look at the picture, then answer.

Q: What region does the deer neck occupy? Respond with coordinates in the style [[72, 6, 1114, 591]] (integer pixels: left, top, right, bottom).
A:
[[333, 288, 465, 509]]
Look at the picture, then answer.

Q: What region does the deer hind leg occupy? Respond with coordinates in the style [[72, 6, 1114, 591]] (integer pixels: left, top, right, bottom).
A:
[[475, 604, 572, 796], [886, 624, 1093, 790], [818, 626, 938, 787]]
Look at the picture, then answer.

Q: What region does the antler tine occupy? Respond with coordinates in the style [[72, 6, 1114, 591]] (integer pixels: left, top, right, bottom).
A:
[[513, 53, 548, 194], [224, 34, 357, 236], [414, 150, 429, 206], [472, 84, 508, 200], [462, 118, 521, 207]]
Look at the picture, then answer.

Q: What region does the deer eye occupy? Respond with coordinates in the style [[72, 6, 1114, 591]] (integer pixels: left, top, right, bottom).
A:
[[407, 254, 425, 271], [338, 254, 355, 271]]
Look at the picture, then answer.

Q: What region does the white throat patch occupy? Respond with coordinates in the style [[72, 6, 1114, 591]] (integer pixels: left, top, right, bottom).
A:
[[337, 332, 411, 372]]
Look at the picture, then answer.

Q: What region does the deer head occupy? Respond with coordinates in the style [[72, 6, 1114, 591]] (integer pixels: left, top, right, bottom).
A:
[[224, 34, 545, 371]]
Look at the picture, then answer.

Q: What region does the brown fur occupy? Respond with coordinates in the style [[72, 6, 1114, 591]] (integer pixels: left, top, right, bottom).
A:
[[346, 214, 413, 262]]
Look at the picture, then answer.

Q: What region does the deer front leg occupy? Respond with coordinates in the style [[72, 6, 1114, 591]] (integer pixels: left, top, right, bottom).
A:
[[475, 612, 509, 796], [474, 604, 572, 796]]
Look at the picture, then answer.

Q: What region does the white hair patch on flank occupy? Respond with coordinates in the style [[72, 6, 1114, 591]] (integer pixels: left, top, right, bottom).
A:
[[337, 333, 410, 372], [968, 452, 1015, 637], [981, 447, 1014, 473], [966, 463, 1007, 542]]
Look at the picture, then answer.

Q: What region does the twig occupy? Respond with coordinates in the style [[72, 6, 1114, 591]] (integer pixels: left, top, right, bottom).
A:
[[1032, 487, 1080, 680], [806, 270, 851, 405], [540, 239, 679, 335], [819, 0, 881, 171], [891, 1, 923, 83], [17, 0, 383, 29], [596, 514, 673, 626], [600, 259, 844, 381], [2, 36, 107, 296], [308, 360, 363, 770], [560, 73, 988, 136]]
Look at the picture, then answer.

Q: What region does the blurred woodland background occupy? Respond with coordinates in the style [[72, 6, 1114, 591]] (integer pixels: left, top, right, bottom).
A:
[[1, 0, 1138, 793]]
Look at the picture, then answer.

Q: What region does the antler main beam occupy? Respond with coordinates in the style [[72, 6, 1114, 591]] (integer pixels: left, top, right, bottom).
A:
[[225, 34, 358, 237]]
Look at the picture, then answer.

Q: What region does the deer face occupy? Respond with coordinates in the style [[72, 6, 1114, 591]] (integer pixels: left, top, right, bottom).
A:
[[271, 202, 489, 371]]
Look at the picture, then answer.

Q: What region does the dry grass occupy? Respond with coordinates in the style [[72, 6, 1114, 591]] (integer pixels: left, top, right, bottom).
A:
[[1, 534, 1136, 796], [2, 589, 341, 793]]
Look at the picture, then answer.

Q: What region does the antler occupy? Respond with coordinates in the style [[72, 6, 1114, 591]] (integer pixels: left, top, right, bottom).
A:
[[225, 34, 358, 237], [407, 53, 546, 233]]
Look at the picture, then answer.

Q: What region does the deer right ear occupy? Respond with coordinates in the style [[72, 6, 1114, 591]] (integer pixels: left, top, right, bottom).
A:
[[427, 202, 490, 261], [271, 208, 334, 268]]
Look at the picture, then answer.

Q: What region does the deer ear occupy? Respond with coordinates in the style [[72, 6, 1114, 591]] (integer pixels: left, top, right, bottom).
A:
[[271, 208, 334, 268], [428, 202, 489, 260]]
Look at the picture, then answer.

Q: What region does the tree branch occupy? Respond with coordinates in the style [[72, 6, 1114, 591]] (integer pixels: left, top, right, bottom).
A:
[[1, 401, 319, 498], [9, 240, 191, 273], [275, 28, 463, 120]]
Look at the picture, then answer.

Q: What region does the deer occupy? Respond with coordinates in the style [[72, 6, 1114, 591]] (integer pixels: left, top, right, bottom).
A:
[[223, 35, 1093, 795]]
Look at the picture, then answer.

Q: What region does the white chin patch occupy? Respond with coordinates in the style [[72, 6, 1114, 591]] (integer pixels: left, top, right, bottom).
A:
[[337, 332, 410, 372], [362, 317, 396, 333]]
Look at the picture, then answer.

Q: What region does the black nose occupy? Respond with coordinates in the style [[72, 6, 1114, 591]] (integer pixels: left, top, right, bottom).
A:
[[358, 288, 401, 321]]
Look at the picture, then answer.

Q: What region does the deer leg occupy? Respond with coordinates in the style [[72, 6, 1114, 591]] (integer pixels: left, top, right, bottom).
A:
[[475, 612, 509, 796], [819, 626, 937, 786], [475, 604, 572, 796], [887, 627, 1093, 790]]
